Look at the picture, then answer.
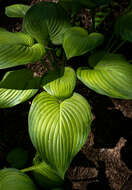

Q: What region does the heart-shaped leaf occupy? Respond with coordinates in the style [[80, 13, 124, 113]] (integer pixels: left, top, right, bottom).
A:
[[115, 12, 132, 42], [28, 92, 92, 178], [5, 4, 30, 18], [0, 168, 36, 190], [77, 53, 132, 99], [0, 69, 40, 108], [23, 2, 71, 45], [32, 153, 63, 188], [63, 27, 104, 59], [0, 28, 45, 69], [42, 67, 76, 99]]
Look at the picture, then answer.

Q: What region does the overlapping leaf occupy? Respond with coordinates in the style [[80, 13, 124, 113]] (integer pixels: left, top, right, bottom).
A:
[[5, 4, 30, 18], [28, 92, 92, 178], [42, 67, 76, 99], [0, 28, 45, 69], [115, 12, 132, 42], [33, 153, 63, 188], [63, 27, 104, 59], [23, 2, 71, 45], [0, 168, 36, 190], [77, 53, 132, 99], [0, 69, 40, 108]]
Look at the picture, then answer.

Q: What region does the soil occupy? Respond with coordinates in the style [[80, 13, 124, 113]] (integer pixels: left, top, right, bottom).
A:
[[0, 0, 132, 190]]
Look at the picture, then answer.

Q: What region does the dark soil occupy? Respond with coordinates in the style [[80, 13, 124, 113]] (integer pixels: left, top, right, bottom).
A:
[[0, 0, 132, 190]]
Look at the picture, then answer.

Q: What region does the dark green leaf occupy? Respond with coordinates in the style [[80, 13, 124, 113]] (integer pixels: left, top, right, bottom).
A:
[[115, 12, 132, 42], [7, 148, 28, 169], [0, 168, 36, 190], [23, 2, 71, 45]]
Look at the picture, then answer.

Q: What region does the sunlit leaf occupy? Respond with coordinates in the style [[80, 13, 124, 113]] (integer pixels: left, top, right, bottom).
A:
[[115, 12, 132, 42], [42, 67, 76, 99], [28, 92, 92, 178], [0, 69, 40, 108], [0, 28, 45, 69], [33, 153, 63, 188], [63, 27, 104, 59], [23, 2, 71, 45], [0, 168, 36, 190], [5, 4, 30, 18], [77, 53, 132, 99]]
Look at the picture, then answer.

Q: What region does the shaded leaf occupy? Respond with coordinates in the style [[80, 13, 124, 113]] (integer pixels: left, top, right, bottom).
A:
[[5, 4, 30, 18], [0, 168, 36, 190], [77, 53, 132, 99], [7, 148, 28, 169], [0, 28, 45, 69], [63, 27, 104, 59], [23, 2, 71, 45], [59, 0, 110, 9], [115, 12, 132, 42], [42, 67, 76, 99], [33, 153, 63, 188], [0, 69, 40, 108], [28, 92, 92, 178]]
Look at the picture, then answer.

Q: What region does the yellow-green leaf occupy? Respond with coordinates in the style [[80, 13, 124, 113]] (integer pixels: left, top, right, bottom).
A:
[[5, 4, 30, 18], [0, 69, 40, 108], [42, 67, 76, 99], [0, 28, 45, 69], [63, 27, 104, 59], [28, 92, 92, 178], [77, 53, 132, 99]]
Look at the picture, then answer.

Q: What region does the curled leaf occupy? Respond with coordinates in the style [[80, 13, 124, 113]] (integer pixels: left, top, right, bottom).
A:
[[77, 53, 132, 99], [33, 153, 63, 188], [0, 69, 40, 108], [0, 28, 45, 69], [23, 2, 71, 45], [5, 4, 30, 18], [42, 67, 76, 99]]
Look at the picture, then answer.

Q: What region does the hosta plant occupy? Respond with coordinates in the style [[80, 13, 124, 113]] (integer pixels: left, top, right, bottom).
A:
[[0, 0, 132, 189]]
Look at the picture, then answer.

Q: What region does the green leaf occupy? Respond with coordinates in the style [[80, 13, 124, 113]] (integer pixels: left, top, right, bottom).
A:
[[5, 4, 30, 18], [0, 28, 45, 69], [115, 12, 132, 42], [28, 92, 92, 178], [33, 153, 63, 188], [7, 148, 28, 169], [42, 67, 76, 99], [77, 53, 132, 99], [0, 69, 40, 108], [0, 168, 36, 190], [59, 0, 110, 9], [63, 27, 104, 59], [23, 2, 71, 45], [59, 0, 82, 14]]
